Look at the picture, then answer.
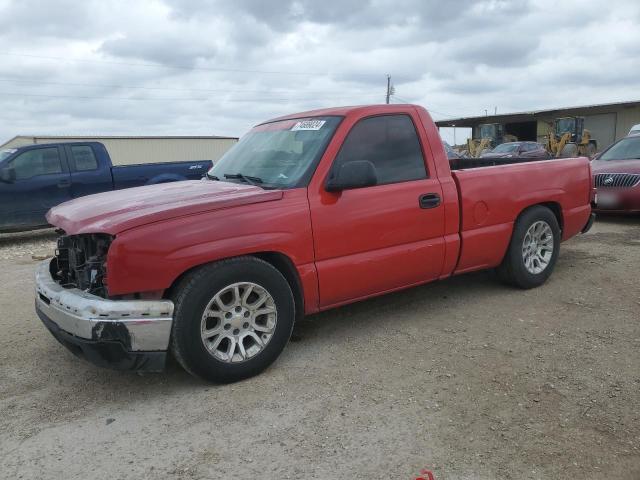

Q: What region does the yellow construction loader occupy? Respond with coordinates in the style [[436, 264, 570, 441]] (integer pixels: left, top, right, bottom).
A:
[[546, 117, 597, 157], [466, 137, 492, 158], [466, 123, 518, 157]]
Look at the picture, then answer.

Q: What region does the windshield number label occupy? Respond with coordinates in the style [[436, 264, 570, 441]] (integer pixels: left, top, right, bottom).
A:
[[291, 120, 326, 131]]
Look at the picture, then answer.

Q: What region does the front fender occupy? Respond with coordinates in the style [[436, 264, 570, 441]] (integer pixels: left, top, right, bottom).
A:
[[104, 189, 317, 307]]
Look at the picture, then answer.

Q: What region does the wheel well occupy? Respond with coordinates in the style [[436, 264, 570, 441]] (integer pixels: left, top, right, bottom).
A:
[[515, 202, 563, 231], [498, 202, 564, 268], [164, 252, 305, 321], [537, 202, 563, 231], [252, 252, 304, 321]]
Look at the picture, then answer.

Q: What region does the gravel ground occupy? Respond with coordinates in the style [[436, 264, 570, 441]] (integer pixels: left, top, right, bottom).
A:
[[0, 216, 638, 480]]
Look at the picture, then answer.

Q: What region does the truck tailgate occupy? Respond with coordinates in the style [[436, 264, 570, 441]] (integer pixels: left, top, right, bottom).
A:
[[451, 157, 592, 274]]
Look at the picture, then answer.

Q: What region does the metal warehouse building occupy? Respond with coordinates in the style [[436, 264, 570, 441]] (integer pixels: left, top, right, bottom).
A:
[[436, 100, 640, 150], [0, 135, 238, 165]]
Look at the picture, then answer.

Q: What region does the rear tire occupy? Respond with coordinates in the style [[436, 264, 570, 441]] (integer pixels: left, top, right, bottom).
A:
[[170, 257, 295, 383], [496, 206, 561, 289]]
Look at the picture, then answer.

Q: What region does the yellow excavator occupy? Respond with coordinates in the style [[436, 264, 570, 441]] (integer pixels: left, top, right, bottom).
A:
[[546, 117, 597, 157], [466, 123, 518, 157]]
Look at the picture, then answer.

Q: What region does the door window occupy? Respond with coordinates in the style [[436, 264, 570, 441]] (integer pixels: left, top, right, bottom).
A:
[[70, 145, 98, 171], [332, 115, 427, 184], [11, 148, 62, 180]]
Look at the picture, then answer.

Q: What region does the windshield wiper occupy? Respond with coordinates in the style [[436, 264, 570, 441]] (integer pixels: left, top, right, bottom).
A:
[[205, 172, 220, 181], [224, 173, 263, 187]]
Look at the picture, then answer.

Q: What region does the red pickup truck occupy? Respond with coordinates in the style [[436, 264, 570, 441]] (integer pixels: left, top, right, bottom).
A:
[[35, 105, 595, 382]]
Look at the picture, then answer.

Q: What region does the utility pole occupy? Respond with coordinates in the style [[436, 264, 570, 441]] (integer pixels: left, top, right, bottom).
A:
[[386, 75, 394, 104]]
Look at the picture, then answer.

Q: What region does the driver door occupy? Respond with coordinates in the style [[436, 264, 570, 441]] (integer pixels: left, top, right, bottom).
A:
[[308, 113, 446, 308], [0, 146, 71, 230]]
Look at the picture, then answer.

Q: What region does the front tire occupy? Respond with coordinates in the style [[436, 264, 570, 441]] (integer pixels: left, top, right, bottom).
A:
[[496, 205, 561, 289], [170, 257, 295, 383]]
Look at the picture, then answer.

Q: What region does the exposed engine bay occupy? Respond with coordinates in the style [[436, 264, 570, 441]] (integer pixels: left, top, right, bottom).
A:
[[51, 233, 112, 298]]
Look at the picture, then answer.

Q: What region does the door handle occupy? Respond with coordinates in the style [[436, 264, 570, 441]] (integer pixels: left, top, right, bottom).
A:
[[419, 193, 441, 209], [57, 179, 71, 188]]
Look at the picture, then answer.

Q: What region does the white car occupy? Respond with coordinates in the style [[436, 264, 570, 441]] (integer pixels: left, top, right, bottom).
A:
[[628, 124, 640, 136]]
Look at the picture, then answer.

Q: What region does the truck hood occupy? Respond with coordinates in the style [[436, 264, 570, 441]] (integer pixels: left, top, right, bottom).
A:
[[47, 180, 284, 235], [591, 159, 640, 174]]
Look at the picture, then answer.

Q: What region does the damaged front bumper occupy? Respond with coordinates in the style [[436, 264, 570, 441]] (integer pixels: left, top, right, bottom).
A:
[[35, 260, 174, 372]]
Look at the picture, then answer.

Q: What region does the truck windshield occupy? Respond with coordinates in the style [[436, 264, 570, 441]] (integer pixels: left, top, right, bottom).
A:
[[208, 116, 342, 189], [555, 118, 575, 135], [599, 136, 640, 161], [0, 149, 17, 161], [479, 124, 496, 139]]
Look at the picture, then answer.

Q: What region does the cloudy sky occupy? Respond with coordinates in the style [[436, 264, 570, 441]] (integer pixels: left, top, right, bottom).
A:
[[0, 0, 639, 145]]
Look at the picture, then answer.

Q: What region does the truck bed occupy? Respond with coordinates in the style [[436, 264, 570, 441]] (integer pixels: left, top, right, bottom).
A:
[[450, 156, 555, 170], [111, 160, 212, 190], [451, 156, 592, 274]]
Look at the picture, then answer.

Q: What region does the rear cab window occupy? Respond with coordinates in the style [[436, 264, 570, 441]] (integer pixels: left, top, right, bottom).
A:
[[69, 145, 98, 171]]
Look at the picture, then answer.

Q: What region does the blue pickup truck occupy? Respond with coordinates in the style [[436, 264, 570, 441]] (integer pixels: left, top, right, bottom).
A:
[[0, 141, 213, 232]]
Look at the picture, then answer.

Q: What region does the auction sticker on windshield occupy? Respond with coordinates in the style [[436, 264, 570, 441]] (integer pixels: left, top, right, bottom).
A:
[[291, 120, 326, 131]]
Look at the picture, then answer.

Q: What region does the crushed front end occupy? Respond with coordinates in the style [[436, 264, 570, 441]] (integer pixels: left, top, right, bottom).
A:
[[35, 232, 174, 372]]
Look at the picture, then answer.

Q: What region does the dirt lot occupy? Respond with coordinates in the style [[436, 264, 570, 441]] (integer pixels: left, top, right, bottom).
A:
[[0, 217, 638, 480]]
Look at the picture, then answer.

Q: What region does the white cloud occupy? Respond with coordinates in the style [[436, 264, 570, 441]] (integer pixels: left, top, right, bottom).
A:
[[0, 0, 638, 144]]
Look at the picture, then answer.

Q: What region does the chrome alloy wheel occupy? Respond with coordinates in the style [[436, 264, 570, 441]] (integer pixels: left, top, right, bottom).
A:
[[200, 282, 277, 363], [522, 220, 554, 274]]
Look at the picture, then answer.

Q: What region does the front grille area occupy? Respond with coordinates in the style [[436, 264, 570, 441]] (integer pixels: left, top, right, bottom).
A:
[[52, 233, 112, 297], [594, 173, 640, 188]]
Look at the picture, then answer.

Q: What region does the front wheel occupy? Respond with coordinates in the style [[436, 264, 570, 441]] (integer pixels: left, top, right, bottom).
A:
[[170, 257, 295, 383], [496, 205, 561, 289]]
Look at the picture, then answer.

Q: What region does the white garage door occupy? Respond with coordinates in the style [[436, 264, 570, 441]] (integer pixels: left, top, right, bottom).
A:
[[584, 113, 616, 150]]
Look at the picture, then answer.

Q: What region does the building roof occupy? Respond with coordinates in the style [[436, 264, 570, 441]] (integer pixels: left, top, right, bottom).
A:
[[435, 99, 640, 128], [0, 134, 239, 150], [4, 134, 237, 141]]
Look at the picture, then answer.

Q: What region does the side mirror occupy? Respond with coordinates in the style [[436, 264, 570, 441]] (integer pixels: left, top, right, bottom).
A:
[[325, 160, 378, 192], [0, 167, 15, 183]]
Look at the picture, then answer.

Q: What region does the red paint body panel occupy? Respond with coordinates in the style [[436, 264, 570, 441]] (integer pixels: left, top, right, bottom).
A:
[[46, 180, 283, 235], [306, 106, 446, 307], [451, 157, 593, 273], [104, 188, 318, 306], [45, 104, 593, 315]]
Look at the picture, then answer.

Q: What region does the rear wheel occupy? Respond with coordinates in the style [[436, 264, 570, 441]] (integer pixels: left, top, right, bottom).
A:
[[170, 257, 295, 383], [496, 205, 561, 289]]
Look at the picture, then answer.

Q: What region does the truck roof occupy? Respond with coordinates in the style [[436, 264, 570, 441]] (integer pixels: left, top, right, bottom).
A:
[[264, 104, 418, 124], [3, 141, 105, 151]]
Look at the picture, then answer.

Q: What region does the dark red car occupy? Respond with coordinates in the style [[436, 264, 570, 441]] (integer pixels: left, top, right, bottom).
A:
[[481, 141, 550, 159], [592, 135, 640, 213]]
